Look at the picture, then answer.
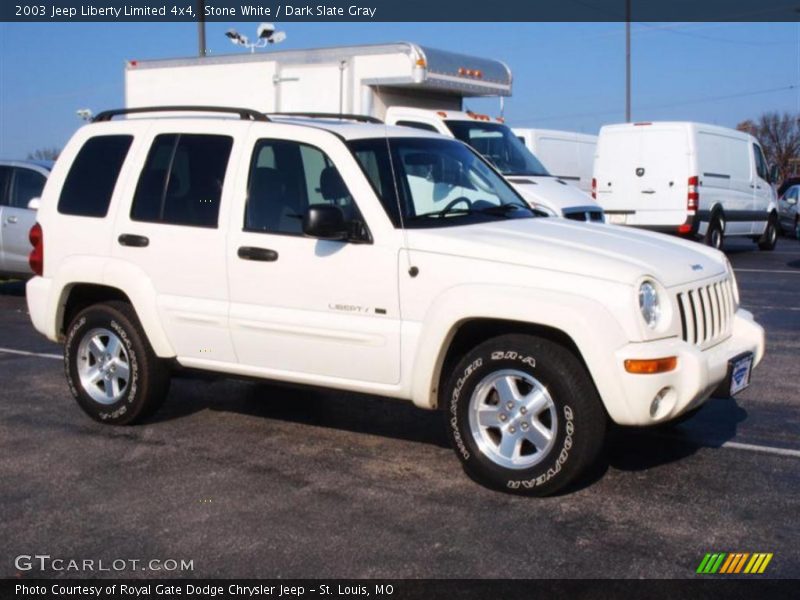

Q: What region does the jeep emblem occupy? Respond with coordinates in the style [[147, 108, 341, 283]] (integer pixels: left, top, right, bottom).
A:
[[635, 167, 645, 177], [691, 264, 704, 271]]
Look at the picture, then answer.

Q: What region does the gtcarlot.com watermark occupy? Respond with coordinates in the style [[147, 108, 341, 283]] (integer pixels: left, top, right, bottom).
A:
[[14, 554, 194, 573]]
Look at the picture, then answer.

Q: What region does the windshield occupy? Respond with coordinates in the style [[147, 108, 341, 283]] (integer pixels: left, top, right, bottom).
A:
[[445, 120, 551, 177], [347, 137, 538, 229]]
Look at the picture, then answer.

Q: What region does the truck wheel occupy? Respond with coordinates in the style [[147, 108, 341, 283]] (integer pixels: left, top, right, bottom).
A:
[[795, 217, 800, 241], [443, 334, 606, 496], [704, 214, 724, 250], [757, 214, 778, 251], [64, 301, 170, 425]]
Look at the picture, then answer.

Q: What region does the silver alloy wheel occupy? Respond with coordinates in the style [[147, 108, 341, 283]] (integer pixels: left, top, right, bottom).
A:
[[769, 221, 777, 244], [711, 227, 722, 249], [468, 369, 558, 470], [77, 327, 131, 405]]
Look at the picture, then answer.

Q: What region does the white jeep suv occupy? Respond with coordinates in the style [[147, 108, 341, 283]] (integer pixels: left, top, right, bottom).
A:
[[26, 107, 765, 495]]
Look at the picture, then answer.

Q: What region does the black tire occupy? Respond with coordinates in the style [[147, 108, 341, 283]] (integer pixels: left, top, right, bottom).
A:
[[64, 301, 170, 425], [757, 214, 778, 251], [704, 213, 724, 250], [442, 334, 606, 496]]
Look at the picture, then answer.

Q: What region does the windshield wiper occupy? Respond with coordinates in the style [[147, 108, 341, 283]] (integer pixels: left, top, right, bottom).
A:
[[474, 204, 536, 217], [409, 207, 474, 220]]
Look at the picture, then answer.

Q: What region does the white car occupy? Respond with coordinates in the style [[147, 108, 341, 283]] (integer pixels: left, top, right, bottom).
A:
[[0, 160, 50, 278], [26, 107, 764, 495], [593, 121, 779, 251], [385, 108, 604, 222]]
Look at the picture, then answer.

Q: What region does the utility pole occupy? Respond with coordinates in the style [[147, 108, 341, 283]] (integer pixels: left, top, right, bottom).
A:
[[198, 0, 207, 57], [625, 0, 631, 122]]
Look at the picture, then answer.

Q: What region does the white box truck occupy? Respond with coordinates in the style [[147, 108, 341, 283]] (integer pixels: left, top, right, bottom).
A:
[[593, 121, 779, 250], [125, 43, 603, 222], [512, 128, 597, 194]]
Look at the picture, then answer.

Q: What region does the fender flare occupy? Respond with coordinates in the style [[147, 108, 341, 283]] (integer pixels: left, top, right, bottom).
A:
[[409, 284, 632, 420]]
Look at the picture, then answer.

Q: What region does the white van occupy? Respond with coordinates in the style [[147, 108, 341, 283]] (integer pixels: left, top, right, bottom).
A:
[[386, 108, 604, 222], [512, 128, 597, 195], [593, 122, 779, 250]]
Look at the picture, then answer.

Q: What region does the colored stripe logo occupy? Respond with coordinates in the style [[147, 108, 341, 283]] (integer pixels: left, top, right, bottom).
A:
[[697, 552, 773, 574]]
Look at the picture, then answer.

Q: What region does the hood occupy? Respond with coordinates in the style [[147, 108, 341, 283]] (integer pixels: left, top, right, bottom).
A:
[[507, 177, 600, 214], [406, 218, 727, 288]]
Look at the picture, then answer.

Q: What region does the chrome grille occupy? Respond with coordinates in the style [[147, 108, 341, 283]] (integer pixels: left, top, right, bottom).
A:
[[676, 277, 735, 348]]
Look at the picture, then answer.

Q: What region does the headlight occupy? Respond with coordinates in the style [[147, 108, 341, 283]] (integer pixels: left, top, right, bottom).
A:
[[638, 280, 661, 329]]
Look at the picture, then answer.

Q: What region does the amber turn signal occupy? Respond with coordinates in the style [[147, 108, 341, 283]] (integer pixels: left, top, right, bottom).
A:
[[624, 357, 678, 374]]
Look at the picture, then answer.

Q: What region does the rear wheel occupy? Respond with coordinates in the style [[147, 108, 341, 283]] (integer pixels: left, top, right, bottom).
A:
[[795, 217, 800, 241], [443, 334, 606, 496], [704, 214, 724, 250], [757, 214, 778, 251], [64, 301, 170, 425]]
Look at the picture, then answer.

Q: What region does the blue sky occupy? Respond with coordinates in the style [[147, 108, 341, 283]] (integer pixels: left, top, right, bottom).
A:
[[0, 21, 798, 158]]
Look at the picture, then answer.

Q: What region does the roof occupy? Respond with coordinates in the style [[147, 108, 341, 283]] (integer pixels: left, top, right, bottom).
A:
[[260, 116, 447, 141], [86, 113, 446, 142], [600, 121, 755, 140], [0, 159, 53, 172], [126, 42, 512, 97]]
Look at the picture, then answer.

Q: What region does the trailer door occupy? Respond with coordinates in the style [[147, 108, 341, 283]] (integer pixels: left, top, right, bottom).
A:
[[275, 63, 346, 113]]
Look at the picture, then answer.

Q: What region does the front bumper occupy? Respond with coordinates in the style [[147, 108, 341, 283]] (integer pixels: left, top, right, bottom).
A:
[[609, 308, 765, 425]]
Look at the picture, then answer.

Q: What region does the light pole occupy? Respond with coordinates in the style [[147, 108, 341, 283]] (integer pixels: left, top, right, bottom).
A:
[[197, 0, 207, 57], [625, 0, 631, 122]]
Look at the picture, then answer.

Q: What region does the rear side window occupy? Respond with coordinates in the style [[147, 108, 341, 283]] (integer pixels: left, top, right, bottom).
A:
[[58, 136, 133, 217], [131, 134, 233, 228], [11, 168, 47, 209], [0, 166, 11, 205]]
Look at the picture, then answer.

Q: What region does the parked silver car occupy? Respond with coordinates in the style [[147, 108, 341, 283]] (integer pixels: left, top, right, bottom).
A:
[[0, 160, 50, 278], [777, 184, 800, 240]]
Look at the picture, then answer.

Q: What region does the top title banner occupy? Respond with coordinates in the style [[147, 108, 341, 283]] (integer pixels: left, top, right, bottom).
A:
[[4, 0, 800, 22]]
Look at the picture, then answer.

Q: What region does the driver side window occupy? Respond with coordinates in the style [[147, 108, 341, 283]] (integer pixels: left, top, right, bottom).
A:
[[245, 140, 363, 235]]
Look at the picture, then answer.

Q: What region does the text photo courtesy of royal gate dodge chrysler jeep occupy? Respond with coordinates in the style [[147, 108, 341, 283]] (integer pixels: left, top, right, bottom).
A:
[[2, 7, 799, 590]]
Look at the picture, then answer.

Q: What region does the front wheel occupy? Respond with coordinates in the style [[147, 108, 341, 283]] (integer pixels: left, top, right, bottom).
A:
[[443, 334, 606, 496], [757, 214, 778, 251]]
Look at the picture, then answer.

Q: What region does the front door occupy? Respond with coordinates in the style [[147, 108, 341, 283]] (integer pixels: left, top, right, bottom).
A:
[[227, 130, 401, 385]]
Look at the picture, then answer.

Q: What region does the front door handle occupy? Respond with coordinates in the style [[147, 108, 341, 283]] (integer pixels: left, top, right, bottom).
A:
[[238, 246, 278, 262], [6, 216, 18, 224], [641, 189, 656, 194], [118, 234, 149, 247]]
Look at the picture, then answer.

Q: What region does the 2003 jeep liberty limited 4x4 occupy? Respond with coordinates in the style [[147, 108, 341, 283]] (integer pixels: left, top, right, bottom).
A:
[[26, 107, 765, 495]]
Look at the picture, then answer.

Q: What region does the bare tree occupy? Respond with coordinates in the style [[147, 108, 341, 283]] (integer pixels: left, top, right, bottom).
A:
[[737, 112, 800, 179], [27, 147, 60, 161]]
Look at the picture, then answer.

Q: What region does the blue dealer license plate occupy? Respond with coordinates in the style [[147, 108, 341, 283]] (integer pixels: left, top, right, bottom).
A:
[[729, 353, 754, 396]]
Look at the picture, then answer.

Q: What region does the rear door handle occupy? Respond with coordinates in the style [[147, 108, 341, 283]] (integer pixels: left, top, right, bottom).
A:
[[641, 189, 655, 194], [6, 216, 18, 224], [238, 246, 278, 262], [118, 234, 149, 248]]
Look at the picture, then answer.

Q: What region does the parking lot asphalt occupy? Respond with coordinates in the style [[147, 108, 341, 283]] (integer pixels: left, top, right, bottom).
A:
[[1, 237, 798, 580]]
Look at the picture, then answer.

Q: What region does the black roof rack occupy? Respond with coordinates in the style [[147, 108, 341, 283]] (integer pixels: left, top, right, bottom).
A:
[[93, 106, 270, 123], [269, 112, 383, 124]]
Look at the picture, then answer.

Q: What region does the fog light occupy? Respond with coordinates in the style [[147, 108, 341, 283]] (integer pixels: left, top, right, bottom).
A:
[[649, 387, 677, 418]]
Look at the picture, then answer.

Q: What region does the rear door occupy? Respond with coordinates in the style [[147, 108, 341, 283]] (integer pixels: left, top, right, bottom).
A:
[[2, 167, 47, 275], [595, 126, 688, 226], [112, 121, 245, 364]]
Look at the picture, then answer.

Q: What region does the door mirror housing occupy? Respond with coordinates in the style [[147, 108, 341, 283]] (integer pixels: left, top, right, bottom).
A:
[[768, 164, 780, 184], [27, 197, 41, 211], [303, 204, 349, 241]]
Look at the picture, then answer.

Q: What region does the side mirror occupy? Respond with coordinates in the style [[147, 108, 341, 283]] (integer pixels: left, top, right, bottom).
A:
[[302, 205, 348, 241], [27, 197, 41, 211], [768, 164, 780, 184]]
